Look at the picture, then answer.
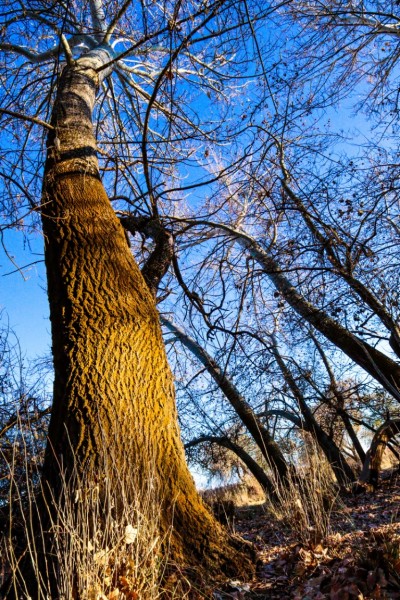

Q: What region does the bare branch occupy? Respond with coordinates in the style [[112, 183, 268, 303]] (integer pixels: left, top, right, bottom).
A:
[[0, 107, 54, 130]]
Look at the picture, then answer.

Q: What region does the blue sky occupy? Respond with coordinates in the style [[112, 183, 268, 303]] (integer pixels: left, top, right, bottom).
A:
[[1, 227, 50, 359], [0, 100, 369, 360]]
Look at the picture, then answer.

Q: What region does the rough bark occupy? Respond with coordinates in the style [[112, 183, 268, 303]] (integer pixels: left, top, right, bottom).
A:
[[120, 215, 174, 297], [10, 47, 254, 597]]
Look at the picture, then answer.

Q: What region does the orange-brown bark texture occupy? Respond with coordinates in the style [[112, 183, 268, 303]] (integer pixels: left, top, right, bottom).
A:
[[30, 55, 254, 594]]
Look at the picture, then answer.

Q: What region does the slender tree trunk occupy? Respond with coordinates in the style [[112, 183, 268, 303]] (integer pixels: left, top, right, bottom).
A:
[[204, 221, 400, 400], [162, 318, 289, 484], [338, 407, 366, 465], [271, 339, 355, 485], [281, 179, 400, 356], [310, 331, 366, 465], [246, 240, 400, 401], [185, 436, 276, 496], [10, 47, 253, 597], [360, 419, 400, 488]]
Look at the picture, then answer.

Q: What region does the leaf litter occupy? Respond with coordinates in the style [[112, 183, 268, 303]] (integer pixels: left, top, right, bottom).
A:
[[214, 473, 400, 599]]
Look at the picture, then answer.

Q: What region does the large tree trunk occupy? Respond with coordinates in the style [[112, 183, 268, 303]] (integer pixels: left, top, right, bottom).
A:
[[10, 47, 253, 598]]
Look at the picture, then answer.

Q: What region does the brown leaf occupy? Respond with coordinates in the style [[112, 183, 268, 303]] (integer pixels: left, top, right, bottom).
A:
[[119, 576, 130, 587]]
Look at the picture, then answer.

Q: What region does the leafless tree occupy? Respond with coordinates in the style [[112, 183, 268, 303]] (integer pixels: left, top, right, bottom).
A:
[[0, 0, 285, 593]]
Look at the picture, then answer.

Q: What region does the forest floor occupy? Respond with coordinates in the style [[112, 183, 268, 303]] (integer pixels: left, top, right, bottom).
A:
[[213, 474, 400, 599]]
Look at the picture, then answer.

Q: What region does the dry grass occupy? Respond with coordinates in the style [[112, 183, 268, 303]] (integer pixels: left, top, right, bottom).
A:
[[1, 432, 176, 599], [267, 444, 341, 548], [200, 479, 265, 508]]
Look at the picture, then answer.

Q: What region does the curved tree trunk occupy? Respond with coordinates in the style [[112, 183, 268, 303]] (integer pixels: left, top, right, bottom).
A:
[[196, 220, 400, 401], [271, 338, 356, 485], [360, 419, 400, 488], [162, 318, 290, 484], [10, 47, 253, 598], [185, 435, 275, 497]]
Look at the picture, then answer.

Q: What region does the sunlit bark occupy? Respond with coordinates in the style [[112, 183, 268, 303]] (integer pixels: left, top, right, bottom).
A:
[[8, 45, 254, 597]]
